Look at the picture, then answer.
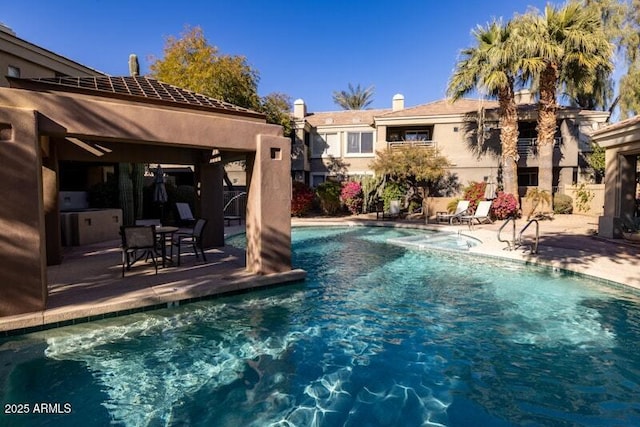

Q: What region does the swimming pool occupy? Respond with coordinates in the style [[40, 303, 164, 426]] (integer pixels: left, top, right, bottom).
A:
[[1, 226, 639, 426]]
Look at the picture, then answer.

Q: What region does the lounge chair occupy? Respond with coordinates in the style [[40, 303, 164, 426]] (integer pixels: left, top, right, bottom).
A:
[[436, 200, 470, 224], [175, 202, 196, 226], [460, 200, 493, 229]]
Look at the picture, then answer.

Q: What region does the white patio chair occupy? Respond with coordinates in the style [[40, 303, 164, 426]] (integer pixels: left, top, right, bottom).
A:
[[436, 200, 470, 224], [460, 200, 493, 229]]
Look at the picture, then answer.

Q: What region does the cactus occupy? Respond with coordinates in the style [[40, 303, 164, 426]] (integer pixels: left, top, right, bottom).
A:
[[129, 54, 140, 77], [118, 163, 135, 226], [132, 163, 145, 221]]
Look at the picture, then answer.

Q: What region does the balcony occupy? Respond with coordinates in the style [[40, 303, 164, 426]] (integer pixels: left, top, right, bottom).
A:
[[517, 137, 561, 157], [387, 140, 437, 150]]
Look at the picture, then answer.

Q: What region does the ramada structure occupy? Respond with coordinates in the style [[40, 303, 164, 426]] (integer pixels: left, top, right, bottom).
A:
[[592, 116, 640, 238], [0, 75, 294, 317]]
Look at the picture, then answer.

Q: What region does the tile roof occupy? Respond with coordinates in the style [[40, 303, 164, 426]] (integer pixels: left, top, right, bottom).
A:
[[304, 108, 390, 127], [7, 76, 265, 119], [591, 114, 640, 136], [377, 98, 500, 118]]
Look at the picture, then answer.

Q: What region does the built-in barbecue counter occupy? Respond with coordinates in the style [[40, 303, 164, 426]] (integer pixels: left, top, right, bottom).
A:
[[59, 192, 122, 246]]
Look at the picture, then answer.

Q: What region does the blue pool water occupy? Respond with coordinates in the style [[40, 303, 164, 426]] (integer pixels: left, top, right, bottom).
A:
[[1, 226, 640, 426]]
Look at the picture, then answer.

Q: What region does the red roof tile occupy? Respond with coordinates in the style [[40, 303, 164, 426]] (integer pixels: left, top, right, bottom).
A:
[[7, 76, 265, 119]]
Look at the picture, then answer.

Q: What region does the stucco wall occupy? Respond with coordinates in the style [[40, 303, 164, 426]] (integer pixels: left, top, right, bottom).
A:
[[0, 106, 47, 315]]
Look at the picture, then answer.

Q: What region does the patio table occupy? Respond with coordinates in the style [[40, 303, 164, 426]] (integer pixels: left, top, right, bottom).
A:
[[156, 226, 178, 267]]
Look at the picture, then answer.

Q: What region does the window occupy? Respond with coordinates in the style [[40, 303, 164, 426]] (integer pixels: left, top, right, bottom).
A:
[[311, 133, 339, 158], [518, 168, 538, 186], [311, 174, 326, 188], [346, 132, 373, 154], [7, 66, 20, 78], [404, 130, 430, 141]]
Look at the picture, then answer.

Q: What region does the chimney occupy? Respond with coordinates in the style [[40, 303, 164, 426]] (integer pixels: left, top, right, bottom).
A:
[[293, 98, 306, 119], [392, 93, 404, 111], [515, 89, 534, 105]]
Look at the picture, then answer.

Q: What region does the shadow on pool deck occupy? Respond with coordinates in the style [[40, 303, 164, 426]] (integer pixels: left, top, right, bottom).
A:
[[0, 225, 305, 335]]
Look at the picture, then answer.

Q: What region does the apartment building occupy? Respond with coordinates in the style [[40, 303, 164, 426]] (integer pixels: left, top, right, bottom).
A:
[[292, 92, 610, 196], [0, 24, 103, 86]]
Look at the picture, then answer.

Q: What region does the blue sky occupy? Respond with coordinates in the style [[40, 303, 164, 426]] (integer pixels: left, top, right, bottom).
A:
[[5, 0, 557, 112]]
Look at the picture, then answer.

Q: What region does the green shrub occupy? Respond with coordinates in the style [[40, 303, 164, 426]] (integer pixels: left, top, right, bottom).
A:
[[382, 181, 405, 212], [574, 183, 594, 213], [175, 185, 196, 205], [87, 177, 118, 209], [316, 181, 342, 215], [554, 193, 573, 214]]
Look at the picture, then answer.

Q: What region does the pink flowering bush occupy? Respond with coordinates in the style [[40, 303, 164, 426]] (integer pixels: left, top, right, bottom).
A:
[[340, 181, 364, 215], [463, 181, 487, 213], [491, 191, 519, 219], [291, 181, 315, 216]]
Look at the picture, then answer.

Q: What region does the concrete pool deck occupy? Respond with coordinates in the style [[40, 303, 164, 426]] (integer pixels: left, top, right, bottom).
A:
[[1, 214, 638, 334], [0, 225, 305, 335]]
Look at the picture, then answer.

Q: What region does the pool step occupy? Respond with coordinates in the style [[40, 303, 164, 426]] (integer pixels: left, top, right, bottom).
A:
[[386, 233, 478, 251]]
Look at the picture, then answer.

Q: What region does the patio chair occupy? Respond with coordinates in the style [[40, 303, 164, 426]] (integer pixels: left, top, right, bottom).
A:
[[121, 225, 159, 277], [436, 200, 470, 224], [175, 202, 196, 226], [173, 218, 208, 266], [460, 200, 493, 229]]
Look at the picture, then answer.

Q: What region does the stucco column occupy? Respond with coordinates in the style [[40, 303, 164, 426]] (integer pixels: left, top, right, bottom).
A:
[[42, 136, 62, 265], [245, 134, 291, 274], [618, 153, 638, 225], [599, 150, 637, 238], [0, 107, 47, 316], [199, 162, 225, 247]]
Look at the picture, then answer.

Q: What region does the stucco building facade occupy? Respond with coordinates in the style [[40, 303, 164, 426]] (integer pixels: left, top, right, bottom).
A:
[[292, 93, 610, 198]]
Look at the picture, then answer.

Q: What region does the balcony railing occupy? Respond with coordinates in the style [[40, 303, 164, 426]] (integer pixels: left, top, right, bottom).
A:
[[387, 140, 437, 150], [517, 137, 561, 156]]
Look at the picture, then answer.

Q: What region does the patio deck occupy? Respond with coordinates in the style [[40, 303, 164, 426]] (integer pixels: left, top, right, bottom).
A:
[[0, 226, 305, 334]]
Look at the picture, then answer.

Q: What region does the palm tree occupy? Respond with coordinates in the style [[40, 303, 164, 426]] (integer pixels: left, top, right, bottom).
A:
[[332, 83, 375, 110], [447, 20, 524, 197], [519, 3, 612, 197]]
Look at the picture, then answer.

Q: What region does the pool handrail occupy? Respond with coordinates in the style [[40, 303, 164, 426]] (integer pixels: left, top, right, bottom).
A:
[[497, 216, 540, 254], [497, 216, 517, 250]]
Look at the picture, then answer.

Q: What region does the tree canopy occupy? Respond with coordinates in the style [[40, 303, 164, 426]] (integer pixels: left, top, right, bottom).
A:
[[332, 83, 375, 110], [618, 0, 640, 117], [370, 146, 450, 196], [447, 19, 523, 197], [519, 2, 612, 195], [149, 26, 292, 134]]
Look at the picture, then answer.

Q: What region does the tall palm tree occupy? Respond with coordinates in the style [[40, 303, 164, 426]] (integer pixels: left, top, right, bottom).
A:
[[519, 3, 612, 197], [447, 20, 524, 197], [332, 83, 375, 110]]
